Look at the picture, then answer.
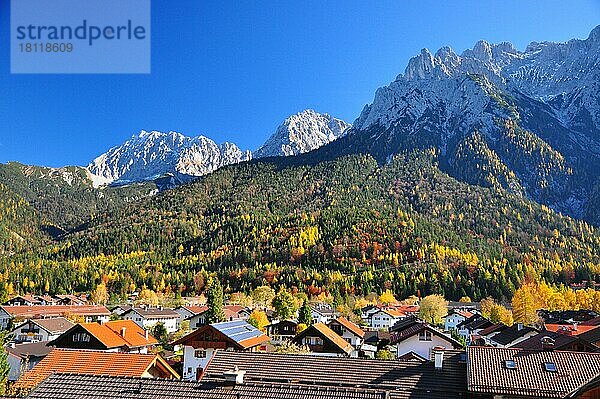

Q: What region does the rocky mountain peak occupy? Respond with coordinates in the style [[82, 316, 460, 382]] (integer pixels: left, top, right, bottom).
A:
[[254, 109, 350, 158]]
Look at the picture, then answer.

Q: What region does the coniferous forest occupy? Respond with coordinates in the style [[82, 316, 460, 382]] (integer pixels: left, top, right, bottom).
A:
[[1, 150, 598, 304]]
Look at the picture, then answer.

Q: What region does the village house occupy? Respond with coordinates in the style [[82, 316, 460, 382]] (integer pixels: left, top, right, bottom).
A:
[[10, 317, 74, 343], [173, 319, 269, 381], [121, 306, 180, 333], [6, 341, 52, 383], [110, 304, 132, 317], [292, 322, 353, 357], [327, 316, 365, 357], [49, 320, 158, 353], [390, 318, 462, 360], [515, 330, 600, 352], [173, 305, 206, 325], [310, 303, 338, 324], [478, 323, 539, 348], [366, 307, 407, 330], [361, 330, 392, 358], [456, 314, 493, 341], [265, 319, 298, 344], [444, 309, 474, 331], [185, 305, 250, 329], [0, 305, 110, 331], [12, 349, 179, 392]]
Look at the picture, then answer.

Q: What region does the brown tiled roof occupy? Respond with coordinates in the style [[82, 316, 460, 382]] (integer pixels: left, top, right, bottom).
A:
[[467, 346, 600, 398], [581, 316, 600, 326], [125, 307, 180, 318], [2, 305, 110, 318], [203, 350, 468, 399], [28, 317, 74, 334], [185, 305, 208, 314], [331, 316, 365, 338], [75, 320, 157, 349], [477, 323, 505, 337], [390, 320, 462, 348], [27, 374, 388, 399], [13, 349, 179, 390], [6, 341, 52, 359], [514, 331, 589, 351]]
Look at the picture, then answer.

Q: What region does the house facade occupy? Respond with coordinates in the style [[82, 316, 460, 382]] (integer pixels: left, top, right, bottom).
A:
[[265, 320, 298, 344], [367, 308, 406, 330], [11, 317, 74, 343], [173, 320, 269, 381], [444, 310, 474, 331], [390, 319, 462, 360], [327, 317, 365, 357], [121, 307, 180, 333], [293, 322, 353, 357]]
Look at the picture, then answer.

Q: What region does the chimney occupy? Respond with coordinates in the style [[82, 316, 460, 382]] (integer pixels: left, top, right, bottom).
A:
[[517, 323, 523, 331], [121, 327, 126, 337], [572, 322, 578, 332], [9, 342, 16, 349], [432, 347, 444, 370], [144, 329, 149, 340], [223, 366, 246, 385], [541, 337, 555, 351]]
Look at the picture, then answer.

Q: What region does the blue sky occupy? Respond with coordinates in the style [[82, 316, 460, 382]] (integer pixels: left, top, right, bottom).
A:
[[1, 0, 599, 167]]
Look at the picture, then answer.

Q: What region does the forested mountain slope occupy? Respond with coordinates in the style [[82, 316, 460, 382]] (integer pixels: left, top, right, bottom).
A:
[[1, 152, 597, 302], [0, 162, 157, 233]]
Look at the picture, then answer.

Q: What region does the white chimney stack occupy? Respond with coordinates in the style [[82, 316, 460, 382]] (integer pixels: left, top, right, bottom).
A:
[[433, 348, 444, 370], [145, 329, 149, 340], [223, 366, 246, 384], [121, 327, 126, 337]]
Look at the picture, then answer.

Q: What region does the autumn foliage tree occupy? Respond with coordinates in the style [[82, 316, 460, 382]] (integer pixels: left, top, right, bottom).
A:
[[272, 288, 298, 320], [90, 283, 109, 305], [419, 294, 448, 325], [248, 309, 269, 332]]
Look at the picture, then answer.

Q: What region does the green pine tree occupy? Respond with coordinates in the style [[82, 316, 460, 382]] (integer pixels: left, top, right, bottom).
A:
[[206, 277, 225, 324], [298, 299, 312, 326]]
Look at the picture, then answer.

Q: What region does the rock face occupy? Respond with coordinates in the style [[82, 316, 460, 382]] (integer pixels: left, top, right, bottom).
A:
[[87, 131, 252, 185], [254, 110, 351, 158], [88, 110, 349, 185], [327, 25, 600, 222]]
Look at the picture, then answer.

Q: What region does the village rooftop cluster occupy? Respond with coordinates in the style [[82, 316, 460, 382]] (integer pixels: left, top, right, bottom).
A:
[[0, 290, 600, 398]]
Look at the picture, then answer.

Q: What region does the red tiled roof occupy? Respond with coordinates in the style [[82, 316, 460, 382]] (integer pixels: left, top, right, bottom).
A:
[[545, 324, 599, 336], [13, 349, 178, 390], [80, 320, 157, 349]]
